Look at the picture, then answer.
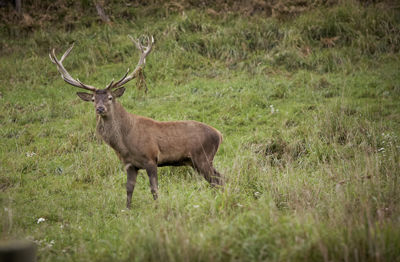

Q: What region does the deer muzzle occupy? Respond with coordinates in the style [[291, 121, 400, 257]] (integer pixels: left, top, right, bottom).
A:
[[96, 106, 106, 115]]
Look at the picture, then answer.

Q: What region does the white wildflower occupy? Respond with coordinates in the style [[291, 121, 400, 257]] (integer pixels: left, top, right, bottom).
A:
[[47, 240, 55, 248], [37, 217, 46, 224], [26, 152, 36, 157], [33, 239, 43, 245], [193, 205, 200, 208], [270, 104, 275, 114]]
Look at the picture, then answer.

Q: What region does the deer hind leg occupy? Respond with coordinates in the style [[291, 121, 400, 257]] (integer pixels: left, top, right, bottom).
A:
[[192, 154, 223, 187], [145, 164, 158, 200], [126, 165, 138, 209]]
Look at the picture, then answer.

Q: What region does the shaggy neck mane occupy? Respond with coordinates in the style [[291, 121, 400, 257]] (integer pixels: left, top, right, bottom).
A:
[[96, 102, 130, 148]]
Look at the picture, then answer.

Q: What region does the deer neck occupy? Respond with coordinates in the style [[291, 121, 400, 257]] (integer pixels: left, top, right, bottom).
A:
[[96, 102, 130, 148]]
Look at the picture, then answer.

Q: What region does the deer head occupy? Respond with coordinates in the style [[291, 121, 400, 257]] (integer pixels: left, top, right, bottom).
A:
[[49, 35, 154, 117]]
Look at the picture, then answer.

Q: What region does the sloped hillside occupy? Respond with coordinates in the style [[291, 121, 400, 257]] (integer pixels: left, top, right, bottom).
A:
[[1, 1, 399, 261]]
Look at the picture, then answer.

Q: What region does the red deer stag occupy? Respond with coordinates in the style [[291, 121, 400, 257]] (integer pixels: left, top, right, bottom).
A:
[[49, 36, 223, 209]]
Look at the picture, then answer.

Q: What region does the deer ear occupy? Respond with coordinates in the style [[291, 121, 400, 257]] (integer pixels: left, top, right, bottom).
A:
[[76, 92, 93, 102], [112, 87, 125, 98]]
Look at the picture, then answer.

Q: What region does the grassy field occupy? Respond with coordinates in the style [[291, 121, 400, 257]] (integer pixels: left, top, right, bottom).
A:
[[1, 1, 400, 261]]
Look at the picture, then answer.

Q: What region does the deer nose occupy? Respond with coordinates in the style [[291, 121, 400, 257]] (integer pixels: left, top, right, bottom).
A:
[[96, 106, 105, 114]]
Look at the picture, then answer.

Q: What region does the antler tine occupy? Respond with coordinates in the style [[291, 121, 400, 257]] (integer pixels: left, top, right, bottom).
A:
[[108, 68, 130, 90], [60, 43, 74, 62], [129, 35, 143, 52], [49, 52, 55, 63], [106, 79, 115, 89], [49, 44, 97, 92], [109, 35, 154, 90]]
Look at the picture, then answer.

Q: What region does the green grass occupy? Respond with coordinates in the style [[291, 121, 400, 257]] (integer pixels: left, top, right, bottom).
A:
[[1, 1, 400, 261]]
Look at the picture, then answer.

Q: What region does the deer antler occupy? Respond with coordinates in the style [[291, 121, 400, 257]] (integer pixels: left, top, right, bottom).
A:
[[107, 35, 154, 90], [49, 43, 98, 92]]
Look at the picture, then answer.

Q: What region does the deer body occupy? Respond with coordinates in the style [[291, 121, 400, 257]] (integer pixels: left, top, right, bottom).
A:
[[96, 99, 222, 170], [50, 36, 223, 208]]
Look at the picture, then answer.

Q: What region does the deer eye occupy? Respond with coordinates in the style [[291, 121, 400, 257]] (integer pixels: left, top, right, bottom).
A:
[[108, 96, 113, 101], [91, 97, 95, 102]]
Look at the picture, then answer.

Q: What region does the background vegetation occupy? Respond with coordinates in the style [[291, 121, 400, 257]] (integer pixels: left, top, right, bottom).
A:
[[1, 0, 399, 261]]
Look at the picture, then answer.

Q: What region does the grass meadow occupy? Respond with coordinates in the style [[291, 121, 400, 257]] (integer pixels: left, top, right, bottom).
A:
[[1, 1, 400, 261]]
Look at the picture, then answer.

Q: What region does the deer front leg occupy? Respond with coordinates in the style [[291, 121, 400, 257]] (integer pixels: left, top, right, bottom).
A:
[[126, 165, 138, 209], [145, 164, 158, 200]]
